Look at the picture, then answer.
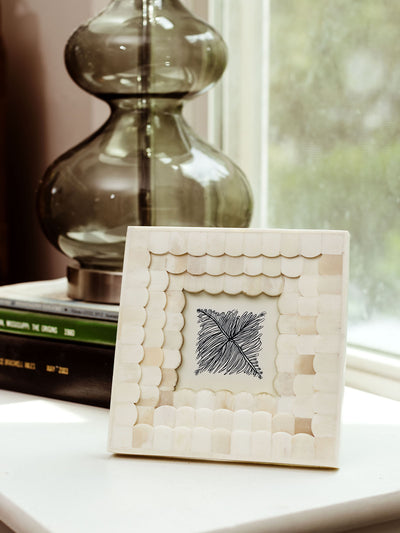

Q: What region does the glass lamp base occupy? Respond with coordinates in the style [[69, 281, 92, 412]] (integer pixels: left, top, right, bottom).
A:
[[67, 265, 122, 304]]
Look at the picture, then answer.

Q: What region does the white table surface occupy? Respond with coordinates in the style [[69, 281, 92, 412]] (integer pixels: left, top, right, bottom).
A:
[[0, 387, 399, 533]]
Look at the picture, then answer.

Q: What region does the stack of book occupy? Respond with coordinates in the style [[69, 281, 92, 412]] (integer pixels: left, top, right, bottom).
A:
[[0, 278, 118, 408]]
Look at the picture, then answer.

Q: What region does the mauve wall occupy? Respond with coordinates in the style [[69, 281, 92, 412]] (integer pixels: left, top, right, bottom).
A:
[[1, 0, 107, 283]]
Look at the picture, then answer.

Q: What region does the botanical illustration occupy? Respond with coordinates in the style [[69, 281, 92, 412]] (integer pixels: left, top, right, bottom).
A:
[[195, 308, 266, 379]]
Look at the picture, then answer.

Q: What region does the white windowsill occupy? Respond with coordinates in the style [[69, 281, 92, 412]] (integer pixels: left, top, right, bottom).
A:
[[0, 387, 399, 533]]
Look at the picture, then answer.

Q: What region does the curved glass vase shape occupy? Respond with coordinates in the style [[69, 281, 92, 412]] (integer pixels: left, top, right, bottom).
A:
[[37, 0, 253, 302]]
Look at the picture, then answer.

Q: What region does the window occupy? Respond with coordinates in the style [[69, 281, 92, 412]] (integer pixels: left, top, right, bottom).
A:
[[208, 0, 400, 365]]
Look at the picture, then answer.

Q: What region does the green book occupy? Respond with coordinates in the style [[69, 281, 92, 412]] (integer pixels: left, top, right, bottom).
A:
[[0, 307, 117, 346]]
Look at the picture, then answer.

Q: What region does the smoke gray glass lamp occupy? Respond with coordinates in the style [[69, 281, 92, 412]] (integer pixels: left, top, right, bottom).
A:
[[37, 0, 253, 304]]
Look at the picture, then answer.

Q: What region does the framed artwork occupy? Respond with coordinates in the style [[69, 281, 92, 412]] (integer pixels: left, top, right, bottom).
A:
[[108, 227, 349, 468]]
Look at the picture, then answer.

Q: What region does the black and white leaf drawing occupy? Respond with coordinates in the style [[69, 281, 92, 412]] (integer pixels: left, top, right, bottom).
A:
[[195, 308, 266, 380]]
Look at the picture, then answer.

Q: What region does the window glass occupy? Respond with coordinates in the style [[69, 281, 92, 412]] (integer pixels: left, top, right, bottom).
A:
[[268, 0, 400, 355]]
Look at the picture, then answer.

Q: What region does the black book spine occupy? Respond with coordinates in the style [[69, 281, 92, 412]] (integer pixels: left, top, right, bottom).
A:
[[0, 333, 114, 408]]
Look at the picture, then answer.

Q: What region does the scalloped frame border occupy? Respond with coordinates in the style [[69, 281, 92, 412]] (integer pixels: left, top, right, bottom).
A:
[[108, 227, 349, 468]]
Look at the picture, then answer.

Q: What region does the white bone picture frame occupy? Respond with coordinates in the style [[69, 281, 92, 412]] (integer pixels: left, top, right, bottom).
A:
[[108, 227, 349, 468]]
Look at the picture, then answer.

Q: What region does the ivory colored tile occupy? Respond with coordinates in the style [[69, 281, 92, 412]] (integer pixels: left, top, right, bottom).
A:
[[223, 275, 245, 295], [126, 247, 151, 270], [165, 290, 186, 313], [224, 255, 244, 276], [295, 355, 315, 375], [313, 393, 338, 415], [243, 232, 262, 257], [296, 316, 318, 335], [137, 406, 154, 425], [205, 255, 224, 276], [233, 392, 255, 411], [173, 427, 192, 453], [149, 270, 169, 292], [191, 427, 212, 454], [314, 372, 339, 393], [262, 232, 281, 257], [186, 255, 206, 276], [165, 312, 184, 331], [206, 232, 226, 256], [292, 434, 315, 460], [293, 396, 314, 418], [173, 389, 196, 408], [212, 409, 234, 433], [312, 415, 337, 438], [114, 403, 138, 426], [275, 353, 296, 373], [146, 290, 167, 311], [183, 273, 204, 293], [300, 232, 322, 258], [118, 344, 144, 364], [315, 437, 336, 461], [278, 315, 297, 335], [118, 324, 145, 345], [244, 256, 263, 276], [322, 232, 346, 255], [149, 230, 171, 255], [319, 295, 342, 314], [277, 396, 295, 414], [298, 276, 319, 297], [319, 254, 344, 275], [119, 306, 146, 326], [316, 334, 342, 354], [114, 382, 140, 403], [293, 375, 314, 396], [262, 257, 281, 277], [233, 410, 253, 431], [142, 347, 164, 367], [143, 327, 164, 348], [144, 309, 166, 330], [297, 335, 318, 355], [283, 277, 299, 293], [149, 253, 167, 270], [169, 232, 187, 256], [153, 405, 176, 427], [243, 275, 264, 296], [212, 428, 231, 455], [252, 431, 272, 459], [166, 254, 187, 274], [302, 257, 320, 275], [203, 274, 225, 295], [272, 432, 292, 460], [162, 349, 182, 370], [316, 314, 342, 334], [277, 334, 297, 355], [110, 426, 134, 450], [187, 231, 207, 257], [195, 390, 216, 410], [231, 430, 252, 457], [318, 275, 343, 295], [225, 232, 244, 257], [272, 413, 295, 435], [153, 426, 173, 451], [280, 232, 300, 258], [262, 276, 284, 296], [195, 408, 214, 429], [252, 411, 272, 432], [162, 330, 183, 350], [166, 274, 184, 291], [313, 353, 339, 374], [137, 385, 160, 407], [255, 394, 277, 414], [160, 369, 178, 391], [158, 390, 174, 407], [281, 256, 303, 278], [278, 293, 298, 315], [175, 406, 195, 427], [116, 362, 141, 383], [295, 417, 313, 435], [132, 424, 154, 449], [298, 297, 319, 316], [214, 391, 234, 411]]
